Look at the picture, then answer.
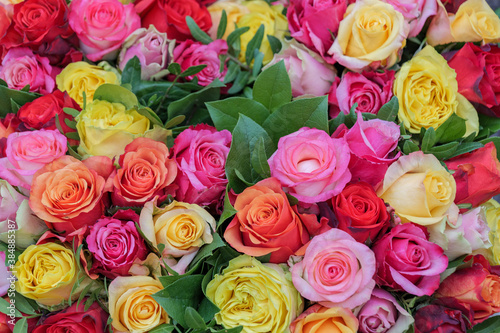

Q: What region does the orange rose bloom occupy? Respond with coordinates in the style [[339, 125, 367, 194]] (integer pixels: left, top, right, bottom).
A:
[[290, 304, 359, 333], [224, 177, 328, 263]]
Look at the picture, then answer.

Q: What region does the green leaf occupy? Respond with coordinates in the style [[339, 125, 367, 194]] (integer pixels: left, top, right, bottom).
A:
[[224, 61, 240, 84], [63, 107, 80, 118], [376, 96, 398, 122], [181, 65, 207, 78], [262, 96, 329, 145], [121, 56, 142, 85], [186, 16, 213, 44], [136, 106, 163, 126], [267, 35, 282, 54], [446, 142, 484, 159], [164, 115, 186, 128], [245, 24, 265, 66], [251, 137, 271, 179], [13, 317, 28, 333], [252, 60, 291, 111], [218, 186, 237, 228], [211, 326, 243, 333], [477, 113, 500, 140], [467, 315, 500, 332], [168, 63, 182, 76], [421, 127, 437, 151], [149, 323, 176, 333], [427, 142, 460, 160], [447, 254, 467, 269], [403, 140, 420, 154], [187, 233, 226, 274], [252, 51, 265, 78], [227, 71, 250, 95], [184, 307, 206, 329], [64, 118, 77, 130], [0, 297, 21, 317], [217, 10, 228, 40], [207, 97, 270, 132], [227, 27, 250, 48], [0, 82, 39, 116], [12, 293, 37, 315], [65, 132, 80, 141], [93, 84, 139, 109], [435, 113, 466, 143]]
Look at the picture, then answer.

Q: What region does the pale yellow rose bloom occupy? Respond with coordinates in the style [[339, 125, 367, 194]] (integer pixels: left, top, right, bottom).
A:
[[451, 0, 500, 44], [378, 151, 456, 225], [56, 62, 120, 108], [15, 242, 79, 306], [208, 0, 250, 39], [109, 276, 169, 333], [206, 255, 303, 333], [0, 0, 23, 4], [482, 199, 500, 265]]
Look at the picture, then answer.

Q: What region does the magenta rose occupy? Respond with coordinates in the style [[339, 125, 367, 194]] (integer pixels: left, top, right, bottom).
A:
[[173, 124, 231, 210], [0, 47, 59, 94], [68, 0, 141, 61], [291, 228, 376, 308], [372, 223, 449, 296], [287, 0, 347, 60], [86, 210, 149, 279], [331, 70, 395, 115], [268, 127, 351, 204], [384, 0, 438, 37], [0, 129, 67, 189], [357, 288, 413, 333], [332, 115, 400, 189], [173, 39, 228, 86]]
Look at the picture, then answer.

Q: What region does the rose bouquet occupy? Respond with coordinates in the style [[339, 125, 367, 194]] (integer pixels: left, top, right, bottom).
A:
[[1, 0, 500, 332]]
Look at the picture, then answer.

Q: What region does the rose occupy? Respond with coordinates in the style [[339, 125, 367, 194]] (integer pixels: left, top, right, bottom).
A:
[[56, 61, 120, 108], [483, 200, 500, 265], [0, 252, 12, 297], [445, 142, 500, 207], [29, 156, 110, 235], [436, 254, 500, 323], [224, 177, 323, 263], [0, 130, 67, 189], [68, 0, 140, 61], [32, 301, 108, 333], [372, 223, 448, 296], [378, 152, 456, 225], [172, 124, 231, 209], [328, 0, 409, 71], [139, 200, 216, 274], [134, 0, 212, 41], [291, 228, 376, 308], [268, 127, 351, 204], [173, 39, 228, 86], [357, 288, 413, 333], [414, 298, 474, 333], [384, 0, 438, 37], [206, 255, 303, 333], [0, 47, 58, 94], [207, 1, 249, 39], [290, 304, 359, 333], [265, 40, 337, 97], [0, 114, 19, 140], [286, 0, 347, 60], [15, 242, 80, 306], [112, 137, 177, 207], [331, 71, 395, 115], [108, 276, 169, 333], [87, 210, 148, 279], [0, 6, 10, 40], [332, 182, 391, 244], [118, 25, 174, 81], [332, 115, 400, 189]]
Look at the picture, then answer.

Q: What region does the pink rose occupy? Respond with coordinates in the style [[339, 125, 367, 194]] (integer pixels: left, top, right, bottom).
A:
[[268, 127, 351, 203], [287, 0, 347, 60], [173, 39, 228, 86], [266, 40, 337, 97], [291, 228, 376, 308], [0, 47, 59, 94], [332, 115, 400, 189], [384, 0, 438, 37], [331, 71, 395, 115], [0, 252, 12, 297], [118, 25, 175, 81], [172, 124, 231, 210], [0, 129, 67, 189], [68, 0, 141, 61], [86, 210, 149, 279], [372, 223, 449, 296]]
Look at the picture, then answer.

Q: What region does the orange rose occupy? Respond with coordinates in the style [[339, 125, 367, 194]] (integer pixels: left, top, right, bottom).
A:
[[29, 156, 111, 235], [224, 177, 328, 263], [290, 304, 359, 333]]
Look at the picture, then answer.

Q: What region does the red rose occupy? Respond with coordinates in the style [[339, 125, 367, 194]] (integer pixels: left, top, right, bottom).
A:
[[445, 142, 500, 207], [32, 301, 108, 333], [332, 182, 390, 243], [414, 298, 474, 333], [135, 0, 212, 41]]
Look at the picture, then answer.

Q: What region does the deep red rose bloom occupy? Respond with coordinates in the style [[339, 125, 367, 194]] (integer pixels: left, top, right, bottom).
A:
[[414, 298, 474, 333]]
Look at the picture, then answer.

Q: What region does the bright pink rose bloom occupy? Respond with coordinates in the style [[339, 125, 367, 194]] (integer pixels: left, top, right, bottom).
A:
[[291, 228, 376, 308], [269, 127, 351, 204], [173, 39, 228, 86], [173, 124, 231, 210], [68, 0, 141, 61], [332, 115, 400, 189], [0, 47, 59, 94], [372, 223, 448, 296], [383, 0, 438, 37], [331, 71, 395, 115], [87, 210, 148, 279], [357, 288, 413, 333], [287, 0, 347, 60], [0, 130, 67, 189]]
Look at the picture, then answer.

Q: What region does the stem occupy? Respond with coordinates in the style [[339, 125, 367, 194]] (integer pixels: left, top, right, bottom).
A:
[[227, 53, 250, 71], [156, 76, 180, 114]]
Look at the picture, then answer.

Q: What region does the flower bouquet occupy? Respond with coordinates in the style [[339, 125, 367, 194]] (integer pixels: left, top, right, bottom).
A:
[[1, 0, 500, 332]]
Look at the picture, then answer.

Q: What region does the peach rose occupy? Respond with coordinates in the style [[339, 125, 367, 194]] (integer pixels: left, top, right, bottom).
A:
[[290, 304, 359, 333]]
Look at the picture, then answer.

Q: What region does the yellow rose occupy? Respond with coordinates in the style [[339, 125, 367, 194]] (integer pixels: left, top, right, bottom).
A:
[[328, 0, 409, 71], [290, 305, 358, 333], [109, 276, 169, 333], [452, 0, 500, 44], [208, 0, 250, 40], [15, 242, 79, 306], [483, 199, 500, 265], [206, 255, 303, 333], [394, 45, 479, 134], [56, 62, 120, 108], [378, 151, 456, 225]]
